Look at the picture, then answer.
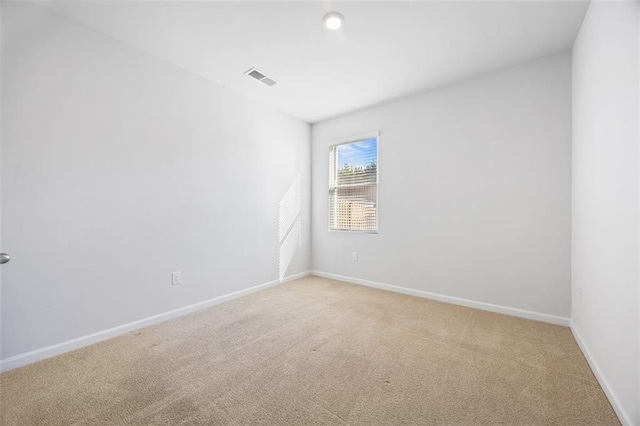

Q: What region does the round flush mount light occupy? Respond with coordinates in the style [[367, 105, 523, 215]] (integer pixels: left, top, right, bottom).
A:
[[323, 11, 344, 30]]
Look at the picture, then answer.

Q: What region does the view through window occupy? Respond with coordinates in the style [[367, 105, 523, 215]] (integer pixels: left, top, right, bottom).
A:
[[328, 136, 378, 232]]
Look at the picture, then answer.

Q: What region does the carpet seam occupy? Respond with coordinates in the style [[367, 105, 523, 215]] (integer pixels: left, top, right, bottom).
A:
[[303, 396, 354, 426]]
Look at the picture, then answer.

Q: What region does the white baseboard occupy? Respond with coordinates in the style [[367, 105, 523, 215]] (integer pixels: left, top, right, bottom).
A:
[[570, 322, 632, 426], [0, 271, 311, 373], [311, 271, 570, 326]]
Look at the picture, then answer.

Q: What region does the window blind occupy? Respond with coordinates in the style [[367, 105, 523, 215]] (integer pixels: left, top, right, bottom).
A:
[[328, 136, 378, 232]]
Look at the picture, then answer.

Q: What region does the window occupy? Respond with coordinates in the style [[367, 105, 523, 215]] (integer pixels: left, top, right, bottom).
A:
[[328, 135, 378, 232]]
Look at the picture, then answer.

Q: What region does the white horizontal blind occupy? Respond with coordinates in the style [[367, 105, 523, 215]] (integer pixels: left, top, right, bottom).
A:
[[328, 136, 378, 232]]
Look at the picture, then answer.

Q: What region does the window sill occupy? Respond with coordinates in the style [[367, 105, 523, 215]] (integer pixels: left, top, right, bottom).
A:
[[328, 229, 379, 234]]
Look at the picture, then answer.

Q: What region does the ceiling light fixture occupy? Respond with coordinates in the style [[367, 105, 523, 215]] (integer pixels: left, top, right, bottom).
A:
[[323, 12, 344, 30]]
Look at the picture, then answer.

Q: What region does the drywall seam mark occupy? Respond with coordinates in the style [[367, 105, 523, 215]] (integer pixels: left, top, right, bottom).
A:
[[279, 175, 302, 281]]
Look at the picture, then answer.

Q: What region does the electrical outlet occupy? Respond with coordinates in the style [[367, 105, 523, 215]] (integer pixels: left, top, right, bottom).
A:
[[578, 287, 583, 302], [172, 271, 182, 285], [351, 252, 358, 262]]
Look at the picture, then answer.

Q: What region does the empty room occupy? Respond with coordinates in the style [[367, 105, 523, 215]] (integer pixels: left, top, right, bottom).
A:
[[0, 0, 638, 424]]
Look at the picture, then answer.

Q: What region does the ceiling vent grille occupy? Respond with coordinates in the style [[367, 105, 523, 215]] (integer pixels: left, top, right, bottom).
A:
[[245, 68, 279, 87]]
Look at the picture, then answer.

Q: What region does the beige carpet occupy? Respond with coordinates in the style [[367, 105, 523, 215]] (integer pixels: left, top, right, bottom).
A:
[[0, 276, 619, 425]]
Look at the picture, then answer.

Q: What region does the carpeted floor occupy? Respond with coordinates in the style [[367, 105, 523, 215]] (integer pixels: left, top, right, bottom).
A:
[[0, 276, 619, 425]]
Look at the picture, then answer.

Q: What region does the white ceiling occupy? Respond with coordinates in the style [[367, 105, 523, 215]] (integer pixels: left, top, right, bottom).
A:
[[39, 1, 589, 123]]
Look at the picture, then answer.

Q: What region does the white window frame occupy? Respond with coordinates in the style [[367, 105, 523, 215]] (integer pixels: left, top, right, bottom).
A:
[[328, 131, 379, 234]]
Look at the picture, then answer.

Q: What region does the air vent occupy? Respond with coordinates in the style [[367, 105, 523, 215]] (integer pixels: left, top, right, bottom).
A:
[[245, 67, 279, 87], [248, 70, 266, 80]]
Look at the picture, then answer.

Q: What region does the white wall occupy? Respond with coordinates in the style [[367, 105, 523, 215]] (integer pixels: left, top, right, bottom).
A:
[[0, 1, 4, 362], [571, 2, 639, 425], [1, 3, 310, 361], [312, 52, 572, 319]]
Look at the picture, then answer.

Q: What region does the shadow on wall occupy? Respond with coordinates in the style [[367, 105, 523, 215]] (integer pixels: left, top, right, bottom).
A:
[[279, 175, 302, 281]]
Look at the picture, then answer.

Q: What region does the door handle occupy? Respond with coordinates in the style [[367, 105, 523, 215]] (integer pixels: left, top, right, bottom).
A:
[[0, 253, 10, 264]]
